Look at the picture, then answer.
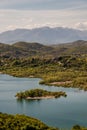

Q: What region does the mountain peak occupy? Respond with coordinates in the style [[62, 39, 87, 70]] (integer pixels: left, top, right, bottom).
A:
[[0, 27, 87, 45]]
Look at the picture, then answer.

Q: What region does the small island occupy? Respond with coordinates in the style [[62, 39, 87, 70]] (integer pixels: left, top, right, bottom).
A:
[[15, 88, 67, 99]]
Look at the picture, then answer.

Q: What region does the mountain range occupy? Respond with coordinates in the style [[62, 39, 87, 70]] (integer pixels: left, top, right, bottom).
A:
[[0, 40, 87, 58], [0, 27, 87, 44]]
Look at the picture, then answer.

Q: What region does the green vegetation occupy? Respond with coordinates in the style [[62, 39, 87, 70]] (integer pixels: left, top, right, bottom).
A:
[[0, 113, 87, 130], [72, 125, 87, 130], [1, 54, 87, 90], [1, 41, 87, 129], [15, 88, 67, 99], [1, 40, 87, 58], [0, 112, 58, 130], [0, 41, 87, 90]]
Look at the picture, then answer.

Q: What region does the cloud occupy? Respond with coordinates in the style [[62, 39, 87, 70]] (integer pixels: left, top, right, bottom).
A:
[[0, 9, 87, 32], [0, 0, 87, 11], [74, 22, 87, 30], [0, 0, 86, 33]]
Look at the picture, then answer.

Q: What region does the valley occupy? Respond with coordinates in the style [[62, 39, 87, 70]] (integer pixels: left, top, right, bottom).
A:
[[0, 40, 87, 129]]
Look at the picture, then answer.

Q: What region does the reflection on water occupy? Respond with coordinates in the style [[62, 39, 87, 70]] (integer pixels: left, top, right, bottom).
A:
[[17, 98, 42, 105], [0, 74, 87, 129]]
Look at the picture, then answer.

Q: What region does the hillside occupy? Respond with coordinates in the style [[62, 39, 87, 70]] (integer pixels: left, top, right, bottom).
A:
[[0, 113, 57, 130], [0, 42, 54, 58], [13, 41, 53, 53], [0, 40, 87, 58], [52, 40, 87, 55], [0, 40, 87, 91], [0, 27, 87, 44]]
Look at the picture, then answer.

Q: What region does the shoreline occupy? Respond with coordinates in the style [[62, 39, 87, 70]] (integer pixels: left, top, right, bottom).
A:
[[26, 96, 55, 100], [1, 71, 87, 91], [50, 81, 72, 85]]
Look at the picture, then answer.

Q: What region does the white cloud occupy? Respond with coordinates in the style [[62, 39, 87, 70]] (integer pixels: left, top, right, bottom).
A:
[[0, 9, 87, 32], [0, 0, 87, 11], [74, 22, 87, 30]]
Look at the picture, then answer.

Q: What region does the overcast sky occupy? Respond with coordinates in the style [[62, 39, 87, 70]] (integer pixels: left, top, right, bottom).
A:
[[0, 0, 87, 32]]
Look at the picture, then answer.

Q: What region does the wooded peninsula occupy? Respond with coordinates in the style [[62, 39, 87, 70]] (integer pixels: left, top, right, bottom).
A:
[[1, 54, 87, 91], [0, 113, 87, 130]]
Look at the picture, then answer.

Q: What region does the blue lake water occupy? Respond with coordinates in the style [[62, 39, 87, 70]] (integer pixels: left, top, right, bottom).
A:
[[0, 74, 87, 129]]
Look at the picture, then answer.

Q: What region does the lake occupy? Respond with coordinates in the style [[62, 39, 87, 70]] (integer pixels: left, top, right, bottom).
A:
[[0, 74, 87, 129]]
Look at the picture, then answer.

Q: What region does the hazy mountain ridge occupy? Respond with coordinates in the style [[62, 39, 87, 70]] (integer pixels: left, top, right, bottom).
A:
[[0, 40, 87, 58], [0, 27, 87, 44]]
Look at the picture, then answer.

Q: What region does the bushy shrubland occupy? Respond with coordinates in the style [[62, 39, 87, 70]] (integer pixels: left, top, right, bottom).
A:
[[0, 113, 58, 130]]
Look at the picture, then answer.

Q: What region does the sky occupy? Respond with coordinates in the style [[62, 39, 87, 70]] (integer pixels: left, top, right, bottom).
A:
[[0, 0, 87, 32]]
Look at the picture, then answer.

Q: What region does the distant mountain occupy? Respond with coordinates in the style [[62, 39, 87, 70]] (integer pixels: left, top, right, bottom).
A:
[[0, 27, 87, 44], [0, 40, 87, 58]]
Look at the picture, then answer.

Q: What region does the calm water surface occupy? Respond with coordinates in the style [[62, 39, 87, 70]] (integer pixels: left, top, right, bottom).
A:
[[0, 74, 87, 129]]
